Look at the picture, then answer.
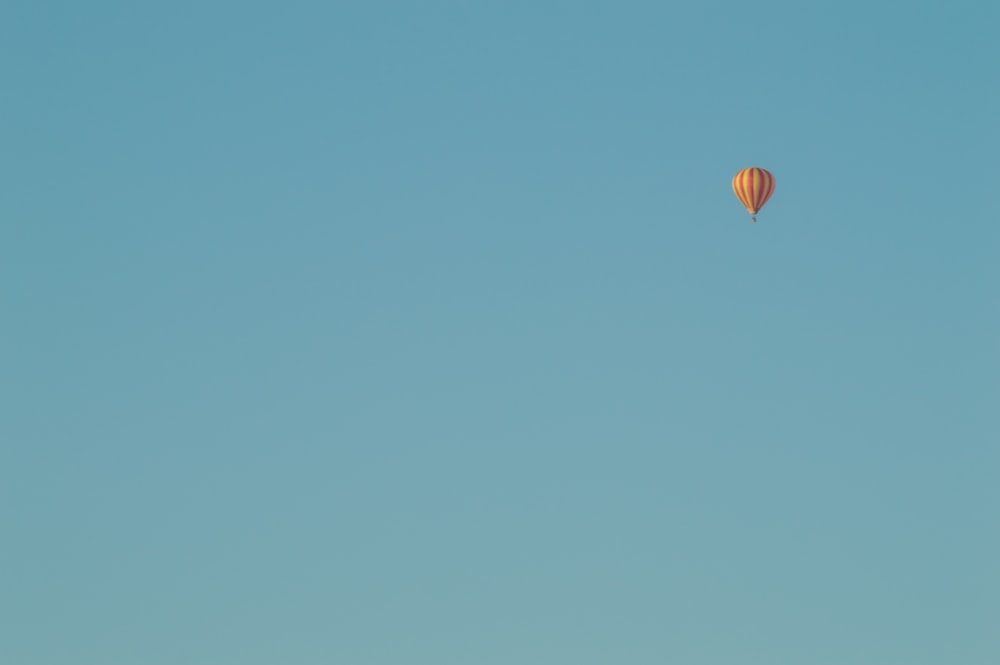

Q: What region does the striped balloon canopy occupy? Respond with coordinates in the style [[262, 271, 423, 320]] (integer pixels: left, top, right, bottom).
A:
[[732, 167, 775, 222]]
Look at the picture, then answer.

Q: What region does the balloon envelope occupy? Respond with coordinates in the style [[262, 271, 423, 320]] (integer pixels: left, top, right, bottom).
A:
[[732, 167, 775, 221]]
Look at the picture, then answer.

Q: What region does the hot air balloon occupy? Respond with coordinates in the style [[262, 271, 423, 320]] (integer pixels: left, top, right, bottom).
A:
[[732, 167, 775, 222]]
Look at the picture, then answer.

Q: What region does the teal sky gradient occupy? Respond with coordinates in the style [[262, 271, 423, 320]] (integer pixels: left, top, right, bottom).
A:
[[3, 1, 998, 663]]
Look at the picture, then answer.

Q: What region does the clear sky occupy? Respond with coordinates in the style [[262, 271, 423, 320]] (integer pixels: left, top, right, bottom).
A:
[[3, 1, 998, 663]]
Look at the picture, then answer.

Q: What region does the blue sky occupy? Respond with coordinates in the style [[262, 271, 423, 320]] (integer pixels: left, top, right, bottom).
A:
[[3, 1, 998, 663]]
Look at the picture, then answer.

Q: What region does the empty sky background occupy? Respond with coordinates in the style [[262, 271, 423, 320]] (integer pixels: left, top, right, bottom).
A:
[[3, 1, 998, 663]]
